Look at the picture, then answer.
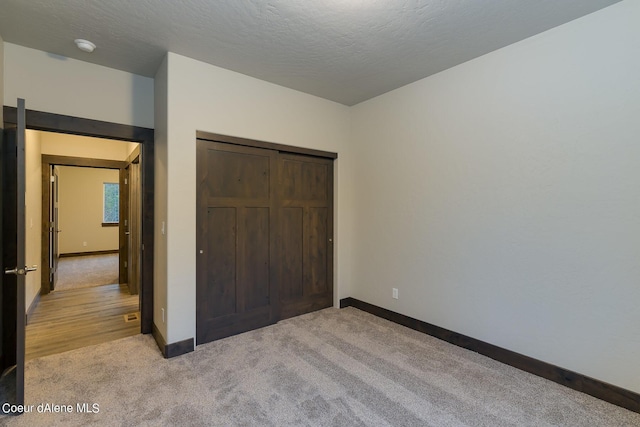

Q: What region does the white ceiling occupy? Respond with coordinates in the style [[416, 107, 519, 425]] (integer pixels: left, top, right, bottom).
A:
[[0, 0, 622, 106]]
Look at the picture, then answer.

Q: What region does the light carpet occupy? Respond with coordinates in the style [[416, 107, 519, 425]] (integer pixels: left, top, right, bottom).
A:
[[54, 254, 119, 292], [2, 307, 638, 426]]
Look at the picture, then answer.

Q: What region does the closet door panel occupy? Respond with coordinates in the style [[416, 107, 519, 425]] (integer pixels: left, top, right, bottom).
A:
[[280, 207, 304, 301], [306, 207, 329, 296], [279, 154, 333, 320], [241, 207, 271, 312], [208, 150, 270, 199], [206, 207, 237, 318], [196, 141, 277, 345]]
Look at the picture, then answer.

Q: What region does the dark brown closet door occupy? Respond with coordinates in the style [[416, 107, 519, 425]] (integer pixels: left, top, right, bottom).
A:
[[278, 153, 333, 319], [196, 141, 278, 344]]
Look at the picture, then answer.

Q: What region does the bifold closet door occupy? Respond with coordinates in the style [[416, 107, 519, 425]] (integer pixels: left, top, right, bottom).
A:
[[278, 153, 333, 319], [196, 141, 278, 344]]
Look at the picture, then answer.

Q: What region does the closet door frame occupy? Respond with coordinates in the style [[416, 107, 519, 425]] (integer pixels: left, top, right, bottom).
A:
[[195, 131, 337, 344], [196, 132, 338, 161]]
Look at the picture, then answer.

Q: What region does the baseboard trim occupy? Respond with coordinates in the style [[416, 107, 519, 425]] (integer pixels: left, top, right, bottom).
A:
[[165, 337, 195, 358], [152, 322, 194, 359], [26, 292, 41, 325], [151, 322, 166, 354], [340, 297, 640, 414], [60, 250, 119, 258]]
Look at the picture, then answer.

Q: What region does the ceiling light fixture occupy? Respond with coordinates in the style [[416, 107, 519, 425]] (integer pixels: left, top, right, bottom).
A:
[[74, 39, 96, 53]]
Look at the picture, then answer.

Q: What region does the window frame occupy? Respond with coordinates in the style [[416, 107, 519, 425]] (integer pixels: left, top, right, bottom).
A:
[[102, 181, 120, 226]]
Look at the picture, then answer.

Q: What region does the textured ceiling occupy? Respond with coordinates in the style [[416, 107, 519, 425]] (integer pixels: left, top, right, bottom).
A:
[[0, 0, 622, 105]]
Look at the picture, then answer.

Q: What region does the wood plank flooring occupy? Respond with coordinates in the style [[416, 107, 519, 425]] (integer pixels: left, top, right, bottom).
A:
[[26, 283, 140, 360]]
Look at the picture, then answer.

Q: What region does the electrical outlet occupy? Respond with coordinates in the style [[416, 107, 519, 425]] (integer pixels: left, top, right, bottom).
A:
[[83, 241, 87, 247], [392, 288, 398, 299]]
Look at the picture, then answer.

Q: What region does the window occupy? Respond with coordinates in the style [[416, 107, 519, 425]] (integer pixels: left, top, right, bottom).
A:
[[103, 182, 119, 225]]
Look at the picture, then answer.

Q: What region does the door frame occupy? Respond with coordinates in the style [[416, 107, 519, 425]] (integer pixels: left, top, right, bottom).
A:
[[41, 157, 126, 293], [120, 144, 141, 290], [124, 146, 142, 295], [3, 106, 154, 334], [196, 131, 338, 159]]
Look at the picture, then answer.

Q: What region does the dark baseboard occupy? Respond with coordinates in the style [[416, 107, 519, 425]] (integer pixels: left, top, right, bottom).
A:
[[152, 322, 194, 359], [26, 292, 41, 325], [165, 337, 194, 358], [151, 322, 167, 354], [340, 297, 640, 414], [60, 250, 119, 258]]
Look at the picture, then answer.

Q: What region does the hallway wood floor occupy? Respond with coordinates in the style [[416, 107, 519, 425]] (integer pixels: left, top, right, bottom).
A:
[[26, 283, 140, 360]]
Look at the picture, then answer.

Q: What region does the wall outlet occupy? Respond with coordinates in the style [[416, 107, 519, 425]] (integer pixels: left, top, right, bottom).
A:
[[392, 288, 399, 299], [83, 241, 87, 247], [161, 308, 165, 323]]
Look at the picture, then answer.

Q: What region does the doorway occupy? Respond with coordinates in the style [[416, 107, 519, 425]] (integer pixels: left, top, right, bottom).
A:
[[24, 130, 144, 359], [2, 106, 154, 338]]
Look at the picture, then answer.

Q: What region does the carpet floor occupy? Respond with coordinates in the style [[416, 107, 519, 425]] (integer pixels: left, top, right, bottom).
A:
[[54, 254, 119, 292], [2, 307, 638, 426]]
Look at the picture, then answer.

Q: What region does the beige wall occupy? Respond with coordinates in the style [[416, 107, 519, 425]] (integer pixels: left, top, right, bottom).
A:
[[125, 141, 139, 159], [57, 166, 120, 254], [25, 130, 42, 313], [351, 0, 640, 393], [40, 132, 135, 161], [3, 43, 154, 129], [160, 52, 353, 344]]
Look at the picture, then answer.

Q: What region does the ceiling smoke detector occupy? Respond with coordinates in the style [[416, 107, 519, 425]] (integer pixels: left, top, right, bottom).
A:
[[74, 39, 96, 53]]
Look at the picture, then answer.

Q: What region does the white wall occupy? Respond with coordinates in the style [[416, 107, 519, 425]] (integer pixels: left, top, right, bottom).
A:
[[153, 55, 169, 340], [25, 130, 42, 313], [3, 43, 154, 129], [57, 166, 120, 254], [160, 52, 352, 344], [350, 0, 640, 394]]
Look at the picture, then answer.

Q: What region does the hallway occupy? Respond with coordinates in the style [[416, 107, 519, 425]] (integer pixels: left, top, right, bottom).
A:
[[26, 283, 139, 360], [54, 253, 119, 292]]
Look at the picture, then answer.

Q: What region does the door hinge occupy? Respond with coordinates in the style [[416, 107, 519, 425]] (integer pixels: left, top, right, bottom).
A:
[[124, 178, 128, 185], [50, 176, 55, 183], [124, 261, 128, 268]]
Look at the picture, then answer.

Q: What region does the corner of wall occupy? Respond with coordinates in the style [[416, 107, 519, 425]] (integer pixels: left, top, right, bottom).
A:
[[153, 54, 169, 340], [347, 1, 640, 394]]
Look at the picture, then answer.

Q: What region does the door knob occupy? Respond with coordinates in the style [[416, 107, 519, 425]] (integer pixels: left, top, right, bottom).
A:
[[4, 265, 37, 276], [4, 267, 21, 275]]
